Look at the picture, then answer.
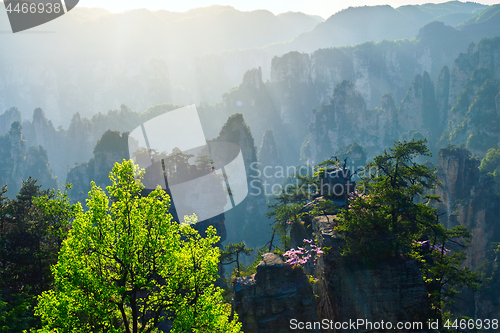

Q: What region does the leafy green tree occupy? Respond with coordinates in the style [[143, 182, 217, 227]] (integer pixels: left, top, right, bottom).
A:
[[335, 139, 479, 321], [35, 160, 241, 333], [479, 147, 500, 174], [0, 179, 77, 332], [0, 290, 34, 333]]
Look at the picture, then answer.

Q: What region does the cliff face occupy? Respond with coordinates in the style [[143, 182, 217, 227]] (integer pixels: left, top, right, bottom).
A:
[[0, 107, 21, 137], [233, 253, 318, 333], [435, 148, 500, 319], [258, 129, 282, 188], [234, 214, 432, 333], [305, 81, 397, 164], [443, 37, 500, 156], [0, 122, 57, 196], [212, 114, 271, 248], [436, 148, 500, 269], [398, 71, 441, 142], [270, 22, 464, 116]]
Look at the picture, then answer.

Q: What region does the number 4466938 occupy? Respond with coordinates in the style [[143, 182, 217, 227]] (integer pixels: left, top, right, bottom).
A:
[[6, 2, 62, 14], [444, 318, 498, 330]]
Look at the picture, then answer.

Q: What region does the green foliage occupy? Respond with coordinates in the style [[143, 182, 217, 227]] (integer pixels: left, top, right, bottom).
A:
[[0, 179, 77, 331], [335, 139, 479, 320], [0, 289, 35, 332], [93, 130, 129, 155], [478, 147, 500, 195], [479, 147, 500, 174], [267, 157, 352, 249], [417, 225, 480, 321], [35, 160, 241, 333], [336, 139, 439, 258], [220, 242, 254, 277], [332, 142, 367, 168]]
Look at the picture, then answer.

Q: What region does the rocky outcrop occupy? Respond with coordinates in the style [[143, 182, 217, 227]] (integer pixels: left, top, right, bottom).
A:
[[66, 130, 129, 200], [305, 81, 397, 164], [398, 71, 441, 142], [234, 213, 432, 333], [435, 147, 500, 319], [313, 214, 430, 333], [258, 129, 282, 188], [0, 122, 57, 196], [234, 165, 431, 333], [436, 148, 500, 269], [0, 107, 21, 136], [211, 114, 271, 248], [436, 66, 450, 130], [233, 253, 319, 333], [219, 67, 280, 147]]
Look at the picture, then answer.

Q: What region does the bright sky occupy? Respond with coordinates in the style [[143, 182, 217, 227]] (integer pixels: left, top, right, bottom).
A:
[[79, 0, 496, 18]]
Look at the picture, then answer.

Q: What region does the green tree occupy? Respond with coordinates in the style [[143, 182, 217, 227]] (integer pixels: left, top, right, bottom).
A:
[[267, 157, 352, 248], [479, 147, 500, 174], [0, 179, 76, 332], [35, 160, 241, 333], [220, 242, 254, 277]]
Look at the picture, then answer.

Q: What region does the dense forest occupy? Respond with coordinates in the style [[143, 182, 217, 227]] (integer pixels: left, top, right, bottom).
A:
[[1, 1, 500, 332]]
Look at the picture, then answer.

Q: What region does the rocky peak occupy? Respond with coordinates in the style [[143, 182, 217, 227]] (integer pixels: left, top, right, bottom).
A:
[[234, 209, 432, 333], [93, 130, 129, 186], [271, 51, 311, 84], [0, 107, 21, 136], [258, 129, 281, 187], [397, 71, 438, 140], [436, 65, 450, 127], [0, 122, 56, 196], [212, 114, 271, 247], [216, 114, 257, 171], [242, 67, 263, 90]]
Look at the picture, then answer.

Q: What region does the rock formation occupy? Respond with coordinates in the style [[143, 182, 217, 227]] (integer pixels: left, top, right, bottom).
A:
[[211, 114, 271, 248], [234, 213, 432, 333], [258, 129, 282, 188], [233, 253, 318, 333], [436, 147, 500, 319], [304, 81, 397, 164], [0, 122, 57, 196]]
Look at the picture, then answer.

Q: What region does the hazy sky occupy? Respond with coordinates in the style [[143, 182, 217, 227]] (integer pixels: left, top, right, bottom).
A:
[[79, 0, 496, 18]]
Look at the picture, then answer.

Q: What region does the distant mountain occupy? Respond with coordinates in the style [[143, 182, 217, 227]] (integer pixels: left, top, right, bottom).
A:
[[458, 3, 500, 37], [283, 1, 487, 54], [0, 5, 322, 125], [0, 2, 495, 127]]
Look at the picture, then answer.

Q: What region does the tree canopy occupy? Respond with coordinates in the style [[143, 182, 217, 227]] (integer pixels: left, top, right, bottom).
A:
[[335, 139, 479, 321], [35, 160, 241, 333]]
